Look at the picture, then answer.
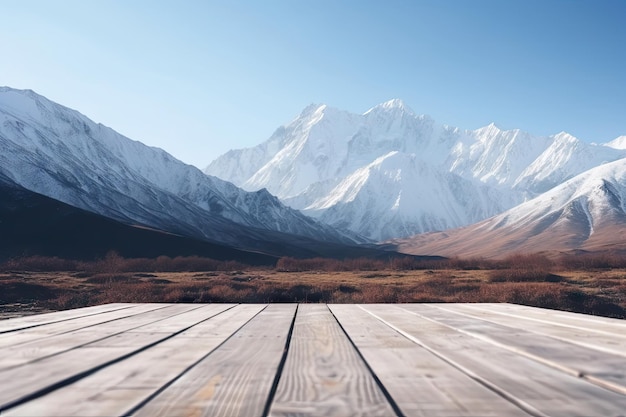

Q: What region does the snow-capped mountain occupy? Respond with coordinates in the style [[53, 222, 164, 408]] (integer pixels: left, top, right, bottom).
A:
[[0, 87, 360, 255], [605, 136, 626, 150], [306, 151, 513, 240], [392, 158, 626, 258], [205, 99, 626, 241]]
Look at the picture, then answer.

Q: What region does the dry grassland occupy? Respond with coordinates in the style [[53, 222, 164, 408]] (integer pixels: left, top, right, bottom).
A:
[[2, 264, 625, 319]]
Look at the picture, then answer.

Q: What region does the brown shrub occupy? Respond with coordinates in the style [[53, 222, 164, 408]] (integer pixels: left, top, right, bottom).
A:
[[94, 281, 157, 304], [499, 253, 554, 270], [276, 257, 342, 272], [489, 269, 563, 283], [558, 252, 626, 270], [48, 291, 93, 310], [446, 257, 493, 270], [0, 254, 254, 274], [84, 273, 139, 284], [487, 253, 560, 283]]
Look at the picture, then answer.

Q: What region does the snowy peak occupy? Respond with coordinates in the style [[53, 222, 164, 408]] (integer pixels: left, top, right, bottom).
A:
[[206, 99, 626, 242], [363, 98, 414, 116], [513, 132, 625, 194], [453, 124, 547, 186], [0, 87, 361, 256], [473, 122, 503, 137], [605, 136, 626, 150], [299, 103, 326, 117]]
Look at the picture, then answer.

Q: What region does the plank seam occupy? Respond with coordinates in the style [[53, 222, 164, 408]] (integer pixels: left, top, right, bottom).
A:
[[124, 304, 269, 417], [330, 305, 404, 417], [0, 304, 172, 350], [0, 304, 239, 413], [425, 305, 626, 396], [493, 304, 626, 328], [0, 304, 210, 372], [435, 304, 626, 358], [460, 304, 626, 337], [261, 303, 299, 417], [359, 305, 549, 417], [0, 304, 137, 334]]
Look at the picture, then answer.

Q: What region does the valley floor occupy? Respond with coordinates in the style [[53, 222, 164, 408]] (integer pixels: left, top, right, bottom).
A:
[[1, 267, 625, 319]]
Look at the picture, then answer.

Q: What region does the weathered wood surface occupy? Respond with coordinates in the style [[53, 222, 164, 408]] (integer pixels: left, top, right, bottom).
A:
[[437, 303, 626, 357], [269, 304, 395, 417], [132, 303, 296, 417], [329, 305, 528, 416], [0, 303, 136, 333], [1, 303, 625, 417]]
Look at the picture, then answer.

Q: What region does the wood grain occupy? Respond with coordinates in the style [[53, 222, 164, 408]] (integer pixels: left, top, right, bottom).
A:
[[1, 303, 625, 416], [407, 304, 626, 394], [132, 304, 297, 417], [0, 304, 168, 349], [363, 304, 626, 417], [439, 303, 626, 357], [4, 304, 262, 417], [0, 304, 230, 411], [330, 304, 528, 417], [474, 303, 626, 335], [0, 303, 134, 333], [270, 304, 395, 417], [0, 304, 202, 369]]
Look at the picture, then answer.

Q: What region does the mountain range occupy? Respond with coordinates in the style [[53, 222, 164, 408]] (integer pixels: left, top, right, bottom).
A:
[[3, 87, 626, 261], [0, 87, 398, 261], [206, 99, 626, 245], [392, 157, 626, 258]]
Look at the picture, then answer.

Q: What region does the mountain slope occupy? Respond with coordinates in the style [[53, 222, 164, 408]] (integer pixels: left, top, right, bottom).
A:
[[304, 151, 511, 241], [391, 158, 626, 258], [0, 87, 362, 256], [0, 173, 277, 264], [206, 100, 626, 241]]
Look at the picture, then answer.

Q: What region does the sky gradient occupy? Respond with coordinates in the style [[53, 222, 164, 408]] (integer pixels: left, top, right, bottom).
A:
[[3, 0, 626, 168]]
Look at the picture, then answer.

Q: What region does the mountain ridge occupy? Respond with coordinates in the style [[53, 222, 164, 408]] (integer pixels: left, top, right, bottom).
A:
[[391, 158, 626, 258], [0, 172, 278, 263], [206, 99, 626, 241], [0, 87, 373, 259]]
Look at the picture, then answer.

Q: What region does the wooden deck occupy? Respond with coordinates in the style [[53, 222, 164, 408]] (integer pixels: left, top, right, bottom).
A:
[[0, 303, 625, 416]]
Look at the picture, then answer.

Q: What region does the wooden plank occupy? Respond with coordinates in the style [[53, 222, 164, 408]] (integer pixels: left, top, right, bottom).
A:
[[269, 304, 396, 417], [0, 304, 233, 411], [406, 304, 626, 394], [0, 304, 203, 369], [132, 304, 297, 417], [329, 304, 528, 417], [0, 304, 169, 349], [441, 303, 626, 358], [3, 303, 626, 416], [362, 304, 626, 417], [4, 304, 265, 417], [0, 303, 134, 333], [476, 303, 626, 335]]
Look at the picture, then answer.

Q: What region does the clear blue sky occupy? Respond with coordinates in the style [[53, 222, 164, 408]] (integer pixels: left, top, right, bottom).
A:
[[3, 0, 626, 168]]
